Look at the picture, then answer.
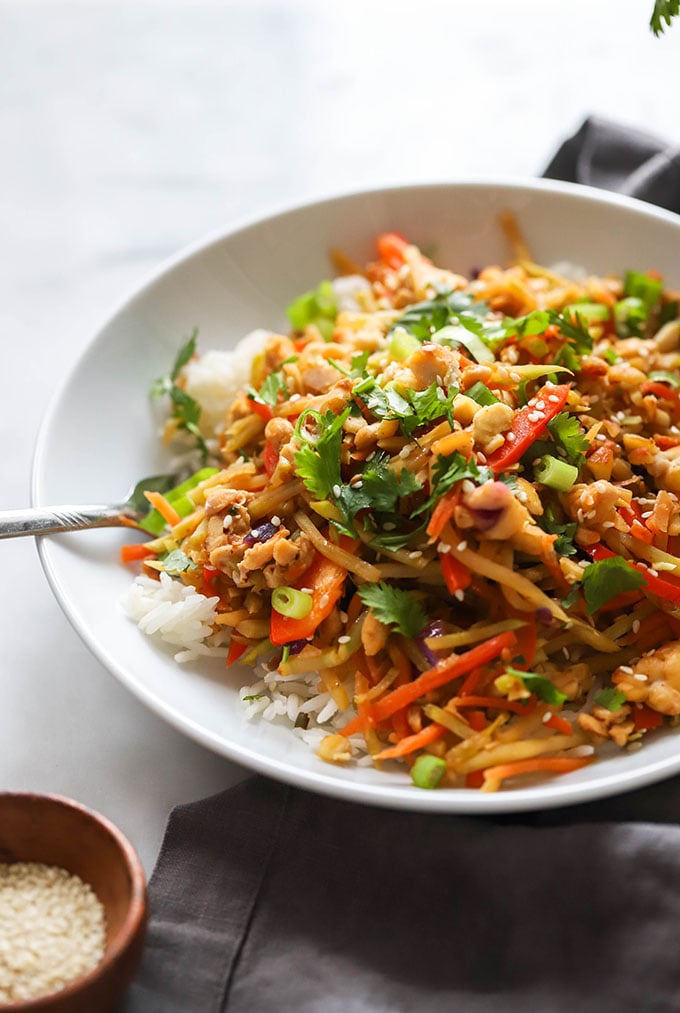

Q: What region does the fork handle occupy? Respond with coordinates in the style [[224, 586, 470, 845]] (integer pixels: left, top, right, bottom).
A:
[[0, 505, 134, 539]]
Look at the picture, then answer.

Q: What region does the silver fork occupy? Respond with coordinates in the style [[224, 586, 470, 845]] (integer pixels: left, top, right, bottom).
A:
[[0, 473, 181, 539]]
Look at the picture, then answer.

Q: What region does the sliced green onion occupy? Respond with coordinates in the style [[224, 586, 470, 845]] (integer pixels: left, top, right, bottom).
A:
[[139, 467, 219, 535], [271, 586, 313, 619], [410, 754, 446, 789], [623, 270, 663, 311], [648, 370, 680, 389], [286, 280, 337, 340], [433, 324, 495, 363], [389, 327, 422, 360], [504, 364, 573, 381], [534, 454, 578, 492], [465, 381, 499, 406], [565, 302, 610, 324], [614, 296, 647, 338], [521, 337, 550, 358]]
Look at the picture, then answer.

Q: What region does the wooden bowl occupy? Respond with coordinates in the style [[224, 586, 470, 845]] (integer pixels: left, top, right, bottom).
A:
[[0, 792, 147, 1012]]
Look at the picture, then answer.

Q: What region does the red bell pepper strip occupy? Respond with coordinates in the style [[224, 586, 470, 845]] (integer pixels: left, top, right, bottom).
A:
[[248, 398, 274, 422], [618, 504, 653, 545], [201, 565, 220, 597], [262, 440, 279, 477], [633, 705, 664, 732], [269, 550, 348, 645], [340, 630, 517, 735], [586, 543, 680, 604], [440, 553, 472, 595], [484, 383, 571, 474], [226, 638, 249, 667], [376, 232, 410, 269]]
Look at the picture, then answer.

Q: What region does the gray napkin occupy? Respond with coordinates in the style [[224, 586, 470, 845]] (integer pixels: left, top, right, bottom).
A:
[[121, 118, 680, 1013]]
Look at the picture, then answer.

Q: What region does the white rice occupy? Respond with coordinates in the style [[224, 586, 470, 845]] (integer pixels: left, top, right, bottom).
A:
[[182, 328, 271, 438], [122, 572, 228, 663], [122, 573, 363, 750], [124, 330, 366, 753]]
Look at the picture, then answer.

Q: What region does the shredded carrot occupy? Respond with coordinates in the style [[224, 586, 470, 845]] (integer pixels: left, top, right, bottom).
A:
[[544, 714, 573, 736], [458, 666, 486, 697], [465, 770, 485, 789], [466, 710, 488, 732], [453, 695, 535, 716], [374, 722, 447, 760], [482, 755, 593, 788], [143, 490, 181, 527], [340, 631, 517, 737], [426, 490, 459, 539], [120, 543, 156, 563]]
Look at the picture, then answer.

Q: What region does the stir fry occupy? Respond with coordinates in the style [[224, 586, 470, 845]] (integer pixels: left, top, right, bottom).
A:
[[123, 222, 680, 791]]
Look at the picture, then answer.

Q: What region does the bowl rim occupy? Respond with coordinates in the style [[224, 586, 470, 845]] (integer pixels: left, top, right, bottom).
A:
[[0, 791, 147, 1009], [29, 177, 680, 815]]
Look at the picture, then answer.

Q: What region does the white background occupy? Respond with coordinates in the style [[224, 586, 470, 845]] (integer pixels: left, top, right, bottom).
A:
[[1, 0, 679, 870]]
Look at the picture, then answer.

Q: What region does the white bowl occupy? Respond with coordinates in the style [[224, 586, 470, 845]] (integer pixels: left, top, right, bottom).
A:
[[33, 179, 680, 813]]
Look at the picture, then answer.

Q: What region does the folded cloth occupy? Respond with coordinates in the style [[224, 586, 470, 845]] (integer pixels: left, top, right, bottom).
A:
[[543, 114, 680, 214], [120, 118, 680, 1013]]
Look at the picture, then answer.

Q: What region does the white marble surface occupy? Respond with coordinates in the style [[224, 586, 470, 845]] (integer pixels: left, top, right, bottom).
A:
[[1, 0, 679, 872]]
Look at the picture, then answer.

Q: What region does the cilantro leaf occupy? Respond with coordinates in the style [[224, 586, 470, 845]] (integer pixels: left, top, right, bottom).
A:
[[651, 0, 679, 34], [370, 519, 428, 551], [412, 452, 486, 518], [504, 666, 568, 706], [594, 688, 628, 711], [537, 504, 578, 557], [357, 582, 427, 638], [162, 549, 197, 575], [581, 556, 647, 614], [546, 412, 588, 467], [294, 408, 350, 500], [150, 331, 208, 463], [401, 383, 457, 436], [390, 289, 505, 350], [254, 369, 289, 407], [333, 456, 423, 536]]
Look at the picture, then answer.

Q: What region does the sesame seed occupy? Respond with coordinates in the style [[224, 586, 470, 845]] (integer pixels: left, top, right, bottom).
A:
[[477, 452, 487, 464], [517, 490, 528, 503], [535, 400, 546, 410], [528, 398, 537, 407], [271, 515, 281, 527], [528, 412, 541, 423], [289, 393, 301, 402], [438, 542, 452, 554], [570, 744, 595, 757], [506, 432, 516, 442], [510, 372, 521, 381], [548, 394, 561, 403], [562, 647, 571, 660], [542, 712, 553, 723], [409, 550, 423, 559], [634, 673, 648, 682], [399, 446, 411, 459], [544, 380, 555, 389], [223, 515, 233, 529], [338, 635, 351, 644], [340, 612, 349, 622], [632, 620, 641, 633], [457, 540, 468, 552], [300, 587, 313, 595], [619, 665, 634, 675], [332, 484, 341, 498], [649, 568, 659, 577], [382, 522, 396, 531], [454, 589, 465, 601], [641, 510, 653, 518], [595, 433, 607, 441]]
